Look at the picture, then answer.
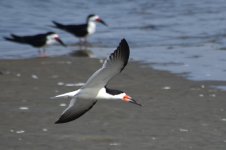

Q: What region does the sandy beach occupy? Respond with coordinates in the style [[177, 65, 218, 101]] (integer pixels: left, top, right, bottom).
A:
[[0, 56, 226, 150]]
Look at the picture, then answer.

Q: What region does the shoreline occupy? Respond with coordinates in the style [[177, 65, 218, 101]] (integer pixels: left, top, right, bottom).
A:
[[0, 56, 226, 150]]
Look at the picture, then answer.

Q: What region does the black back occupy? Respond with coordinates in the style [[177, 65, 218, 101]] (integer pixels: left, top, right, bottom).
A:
[[105, 86, 124, 95], [4, 32, 54, 47], [52, 21, 88, 37]]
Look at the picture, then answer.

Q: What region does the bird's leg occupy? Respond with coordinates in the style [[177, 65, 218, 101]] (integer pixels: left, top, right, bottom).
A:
[[80, 38, 87, 45], [79, 38, 83, 45], [83, 37, 90, 46], [38, 48, 47, 57], [42, 48, 47, 57], [84, 37, 87, 44], [38, 48, 42, 57]]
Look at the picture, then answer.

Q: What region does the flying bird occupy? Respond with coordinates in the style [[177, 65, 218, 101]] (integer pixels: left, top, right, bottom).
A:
[[53, 39, 141, 124], [4, 32, 66, 57], [52, 14, 107, 43]]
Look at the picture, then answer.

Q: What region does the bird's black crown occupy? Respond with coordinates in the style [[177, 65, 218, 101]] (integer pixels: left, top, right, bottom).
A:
[[87, 14, 96, 19]]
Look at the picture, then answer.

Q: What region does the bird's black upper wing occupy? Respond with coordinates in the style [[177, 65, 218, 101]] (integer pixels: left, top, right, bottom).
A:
[[4, 33, 47, 47], [52, 21, 88, 37], [55, 97, 97, 124]]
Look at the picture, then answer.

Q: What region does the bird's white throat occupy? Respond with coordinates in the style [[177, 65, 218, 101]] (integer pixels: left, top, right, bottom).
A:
[[46, 34, 59, 46], [87, 21, 96, 35]]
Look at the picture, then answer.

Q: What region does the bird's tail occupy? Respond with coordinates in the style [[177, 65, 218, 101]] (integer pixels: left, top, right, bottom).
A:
[[52, 21, 65, 29], [3, 34, 24, 43], [51, 90, 80, 99], [3, 36, 13, 41]]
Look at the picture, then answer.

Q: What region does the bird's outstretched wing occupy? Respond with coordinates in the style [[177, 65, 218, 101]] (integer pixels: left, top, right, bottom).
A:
[[82, 39, 130, 90], [55, 39, 130, 123], [55, 97, 97, 124]]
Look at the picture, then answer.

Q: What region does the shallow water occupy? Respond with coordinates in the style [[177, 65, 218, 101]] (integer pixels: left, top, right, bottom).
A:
[[1, 0, 226, 81]]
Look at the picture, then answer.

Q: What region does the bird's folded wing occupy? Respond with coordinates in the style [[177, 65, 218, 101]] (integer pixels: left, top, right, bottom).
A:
[[55, 97, 97, 124]]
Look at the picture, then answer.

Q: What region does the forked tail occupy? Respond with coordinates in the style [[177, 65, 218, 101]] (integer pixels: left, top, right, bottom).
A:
[[3, 34, 24, 43], [52, 21, 66, 30]]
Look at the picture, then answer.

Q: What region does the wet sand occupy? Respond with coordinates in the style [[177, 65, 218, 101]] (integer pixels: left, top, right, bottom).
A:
[[0, 56, 226, 150]]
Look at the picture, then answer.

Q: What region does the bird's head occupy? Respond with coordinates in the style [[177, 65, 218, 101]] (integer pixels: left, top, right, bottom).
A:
[[87, 14, 108, 26], [104, 87, 141, 106], [46, 33, 66, 47]]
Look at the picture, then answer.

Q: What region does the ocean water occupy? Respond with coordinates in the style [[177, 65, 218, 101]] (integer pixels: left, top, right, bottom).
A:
[[1, 0, 226, 82]]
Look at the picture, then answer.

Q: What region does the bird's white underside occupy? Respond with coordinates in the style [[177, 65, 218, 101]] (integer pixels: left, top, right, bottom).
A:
[[54, 88, 125, 100], [87, 21, 96, 35]]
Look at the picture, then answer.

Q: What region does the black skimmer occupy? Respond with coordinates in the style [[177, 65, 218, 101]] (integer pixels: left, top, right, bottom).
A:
[[52, 14, 107, 43], [4, 32, 66, 56], [53, 39, 141, 124]]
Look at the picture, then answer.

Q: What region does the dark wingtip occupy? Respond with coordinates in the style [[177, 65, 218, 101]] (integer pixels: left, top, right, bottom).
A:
[[3, 36, 13, 41], [121, 38, 127, 43], [117, 38, 130, 72], [52, 21, 57, 26], [55, 119, 63, 124], [55, 120, 60, 124], [54, 116, 73, 124], [54, 118, 68, 124], [120, 38, 129, 51], [3, 36, 8, 40], [3, 34, 15, 40]]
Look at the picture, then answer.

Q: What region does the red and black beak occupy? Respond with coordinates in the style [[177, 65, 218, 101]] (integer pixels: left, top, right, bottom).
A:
[[123, 95, 142, 106], [129, 99, 142, 106], [55, 37, 67, 47], [96, 18, 108, 26]]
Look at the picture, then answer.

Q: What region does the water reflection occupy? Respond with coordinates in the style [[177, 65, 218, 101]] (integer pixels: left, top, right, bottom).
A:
[[69, 43, 94, 58]]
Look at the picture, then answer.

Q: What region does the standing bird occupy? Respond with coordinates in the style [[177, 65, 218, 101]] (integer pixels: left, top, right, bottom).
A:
[[53, 39, 141, 124], [52, 14, 107, 43], [4, 32, 66, 57]]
